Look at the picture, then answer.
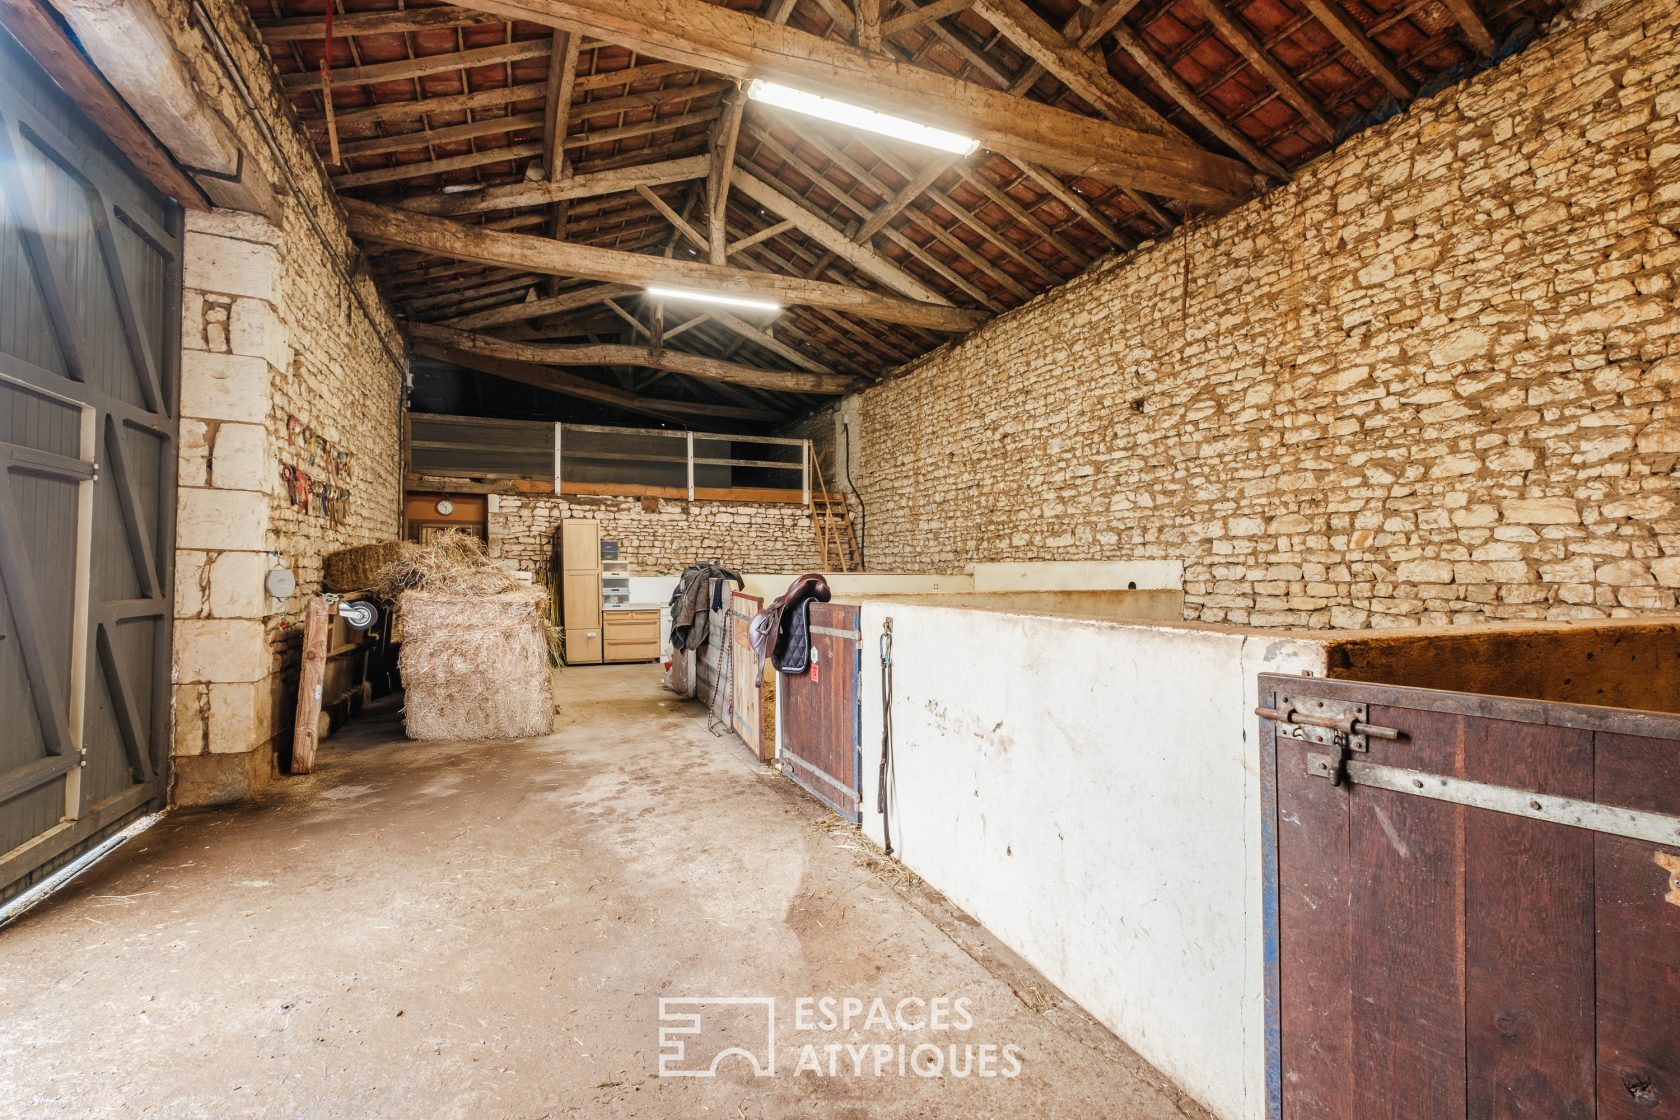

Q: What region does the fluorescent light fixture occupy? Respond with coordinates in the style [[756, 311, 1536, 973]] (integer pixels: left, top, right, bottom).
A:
[[746, 78, 979, 156], [646, 285, 781, 313]]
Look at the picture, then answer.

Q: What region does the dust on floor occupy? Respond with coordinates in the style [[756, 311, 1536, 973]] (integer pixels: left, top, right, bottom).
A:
[[0, 664, 1209, 1120]]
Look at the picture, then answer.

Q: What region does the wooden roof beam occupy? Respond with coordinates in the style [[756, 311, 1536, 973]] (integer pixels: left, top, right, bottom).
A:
[[401, 154, 710, 216], [444, 282, 641, 329], [1186, 0, 1337, 140], [450, 0, 1253, 205], [1295, 0, 1416, 101], [408, 321, 857, 394], [333, 143, 543, 189], [413, 339, 788, 422], [258, 6, 502, 41], [1439, 0, 1496, 56], [1111, 24, 1289, 180], [281, 39, 550, 92], [730, 168, 958, 306], [345, 200, 986, 332]]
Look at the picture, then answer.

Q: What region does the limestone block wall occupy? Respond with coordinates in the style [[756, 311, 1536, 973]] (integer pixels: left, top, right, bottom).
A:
[[169, 0, 404, 804], [840, 0, 1680, 629], [490, 494, 822, 576]]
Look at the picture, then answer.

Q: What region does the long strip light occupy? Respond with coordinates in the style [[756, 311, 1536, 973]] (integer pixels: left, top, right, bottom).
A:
[[745, 79, 980, 156], [646, 285, 781, 313]]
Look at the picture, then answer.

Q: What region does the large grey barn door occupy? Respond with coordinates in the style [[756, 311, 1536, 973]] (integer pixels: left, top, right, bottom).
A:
[[0, 28, 180, 902]]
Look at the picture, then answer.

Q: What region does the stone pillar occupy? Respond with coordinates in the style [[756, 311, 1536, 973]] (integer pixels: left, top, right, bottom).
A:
[[172, 210, 287, 806]]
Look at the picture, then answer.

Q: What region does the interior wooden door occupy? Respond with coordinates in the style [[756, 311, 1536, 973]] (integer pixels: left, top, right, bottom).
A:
[[1258, 674, 1680, 1120]]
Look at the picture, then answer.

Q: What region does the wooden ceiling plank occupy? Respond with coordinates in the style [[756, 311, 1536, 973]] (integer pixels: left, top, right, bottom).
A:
[[448, 0, 1253, 205], [408, 321, 857, 393], [1295, 0, 1416, 101], [345, 199, 985, 331]]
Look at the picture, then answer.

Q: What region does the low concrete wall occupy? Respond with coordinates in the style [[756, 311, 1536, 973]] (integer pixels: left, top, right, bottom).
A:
[[855, 605, 1328, 1120], [848, 606, 1680, 1120]]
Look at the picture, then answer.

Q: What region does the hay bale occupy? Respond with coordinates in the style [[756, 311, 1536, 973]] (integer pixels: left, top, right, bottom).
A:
[[399, 588, 554, 741], [324, 540, 416, 592], [373, 529, 522, 599]]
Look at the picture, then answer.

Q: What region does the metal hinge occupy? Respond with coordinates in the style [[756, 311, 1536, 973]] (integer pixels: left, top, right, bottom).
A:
[[1257, 693, 1403, 785]]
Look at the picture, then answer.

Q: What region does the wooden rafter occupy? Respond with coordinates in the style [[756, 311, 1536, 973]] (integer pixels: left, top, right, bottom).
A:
[[448, 0, 1254, 205], [408, 321, 857, 394], [343, 199, 987, 331]]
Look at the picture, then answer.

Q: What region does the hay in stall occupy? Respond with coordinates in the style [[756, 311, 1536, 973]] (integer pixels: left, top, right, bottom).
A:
[[375, 531, 555, 741]]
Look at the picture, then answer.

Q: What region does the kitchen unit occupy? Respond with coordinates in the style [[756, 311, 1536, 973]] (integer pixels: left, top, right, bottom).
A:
[[557, 518, 662, 665]]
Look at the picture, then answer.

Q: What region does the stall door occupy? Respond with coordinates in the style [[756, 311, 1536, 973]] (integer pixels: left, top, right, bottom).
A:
[[1258, 673, 1680, 1120], [779, 602, 861, 821], [0, 29, 180, 902]]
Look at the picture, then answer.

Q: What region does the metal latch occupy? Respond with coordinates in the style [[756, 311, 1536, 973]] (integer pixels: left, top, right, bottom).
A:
[[1256, 693, 1402, 785]]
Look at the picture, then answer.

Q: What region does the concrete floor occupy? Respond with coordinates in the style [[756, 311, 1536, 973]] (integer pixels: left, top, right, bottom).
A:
[[0, 665, 1209, 1119]]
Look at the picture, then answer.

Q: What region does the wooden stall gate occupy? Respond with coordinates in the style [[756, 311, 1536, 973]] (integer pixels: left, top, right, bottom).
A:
[[726, 590, 773, 763], [1258, 673, 1680, 1120], [777, 602, 861, 822]]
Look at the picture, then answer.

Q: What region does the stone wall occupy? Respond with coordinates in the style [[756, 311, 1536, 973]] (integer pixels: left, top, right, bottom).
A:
[[170, 0, 405, 803], [841, 0, 1680, 629], [490, 494, 822, 576]]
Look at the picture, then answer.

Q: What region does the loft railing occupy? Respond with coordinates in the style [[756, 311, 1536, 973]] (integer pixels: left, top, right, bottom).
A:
[[405, 413, 812, 504]]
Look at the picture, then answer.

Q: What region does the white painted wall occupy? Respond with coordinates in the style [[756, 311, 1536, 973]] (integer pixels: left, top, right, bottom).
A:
[[855, 603, 1329, 1120], [970, 559, 1183, 592]]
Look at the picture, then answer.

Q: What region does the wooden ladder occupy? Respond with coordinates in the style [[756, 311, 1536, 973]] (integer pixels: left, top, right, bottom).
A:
[[809, 456, 862, 572]]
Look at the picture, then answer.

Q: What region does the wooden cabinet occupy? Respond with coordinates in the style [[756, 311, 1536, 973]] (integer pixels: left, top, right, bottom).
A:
[[561, 571, 601, 631], [565, 626, 602, 664], [560, 519, 599, 571], [603, 609, 660, 663]]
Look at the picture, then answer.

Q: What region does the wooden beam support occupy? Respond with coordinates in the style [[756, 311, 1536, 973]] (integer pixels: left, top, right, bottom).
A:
[[407, 321, 857, 394], [730, 168, 956, 305], [726, 219, 796, 257], [708, 310, 835, 375], [1186, 0, 1337, 140], [1111, 24, 1289, 180], [332, 143, 543, 189], [637, 185, 709, 252], [413, 338, 786, 421], [855, 0, 882, 53], [879, 0, 974, 40], [706, 89, 746, 263], [305, 82, 545, 130], [542, 29, 581, 180], [1021, 165, 1133, 250], [970, 0, 1182, 140], [443, 282, 640, 329], [0, 0, 207, 208], [1071, 0, 1143, 49], [258, 5, 501, 40], [1439, 0, 1495, 56], [345, 200, 984, 331], [336, 112, 544, 160], [1296, 0, 1416, 101], [450, 0, 1254, 205], [281, 38, 550, 92], [36, 0, 274, 213], [402, 155, 710, 216]]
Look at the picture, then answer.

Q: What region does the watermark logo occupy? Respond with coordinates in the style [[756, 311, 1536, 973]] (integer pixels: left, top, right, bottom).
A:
[[656, 997, 777, 1078], [656, 995, 1022, 1079]]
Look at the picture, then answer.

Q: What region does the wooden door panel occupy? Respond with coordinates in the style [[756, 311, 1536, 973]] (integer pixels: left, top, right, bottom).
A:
[[1462, 718, 1595, 1120], [1264, 676, 1680, 1120], [1595, 731, 1680, 1120]]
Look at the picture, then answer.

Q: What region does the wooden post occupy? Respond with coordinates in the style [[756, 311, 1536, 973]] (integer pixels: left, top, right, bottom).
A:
[[291, 597, 330, 774]]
